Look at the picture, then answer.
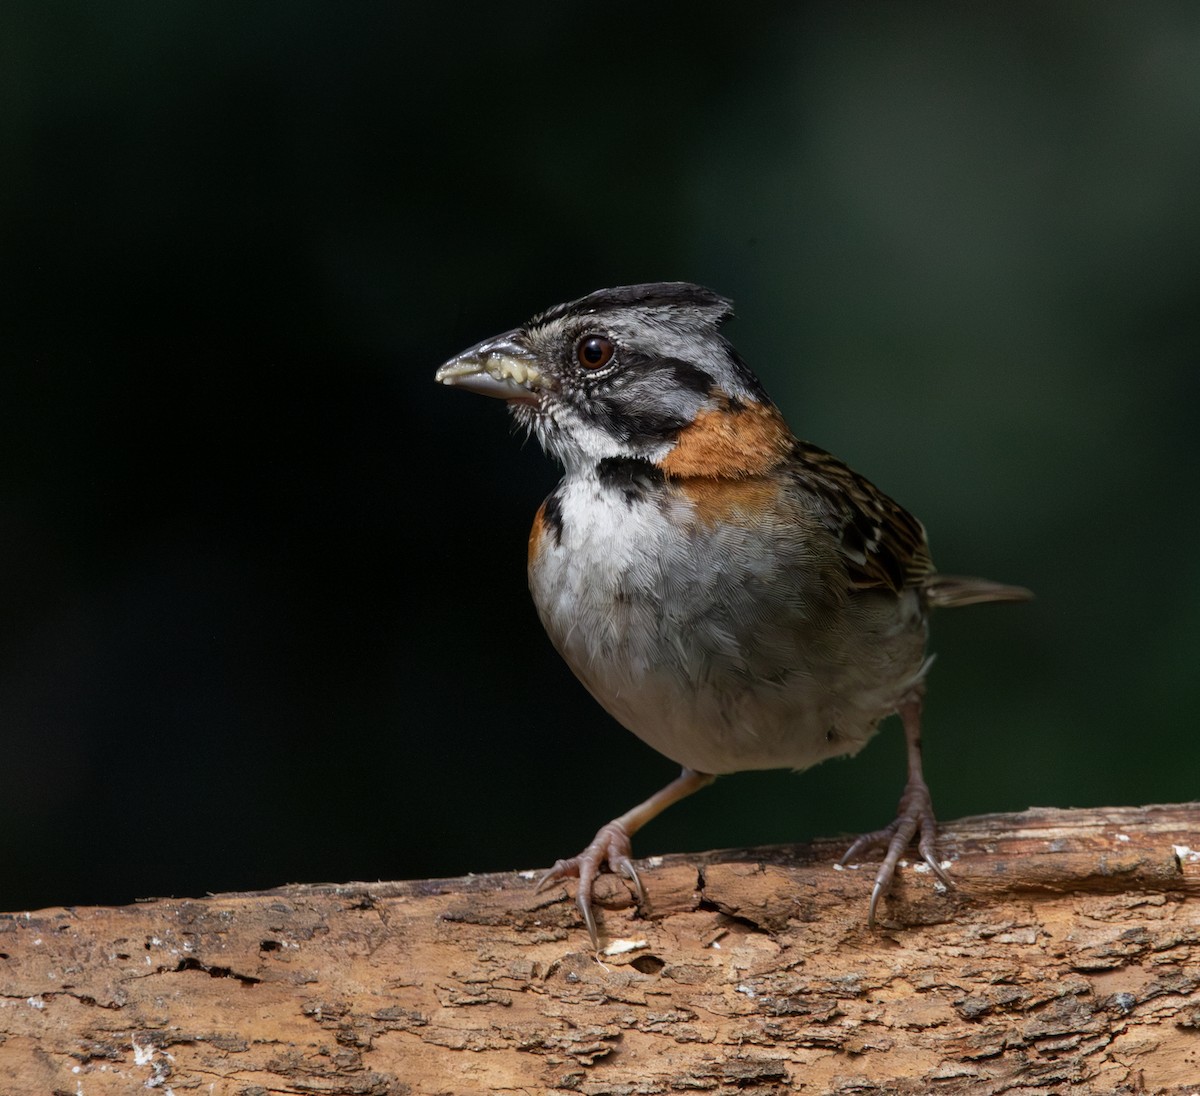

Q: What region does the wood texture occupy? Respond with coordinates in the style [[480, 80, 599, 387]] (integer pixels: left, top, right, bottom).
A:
[[2, 803, 1199, 1095]]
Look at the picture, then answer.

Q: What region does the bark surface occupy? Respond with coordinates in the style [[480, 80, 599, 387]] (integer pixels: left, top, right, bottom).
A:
[[2, 803, 1199, 1095]]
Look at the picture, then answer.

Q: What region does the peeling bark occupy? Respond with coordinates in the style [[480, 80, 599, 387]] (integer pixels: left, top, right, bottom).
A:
[[2, 804, 1199, 1095]]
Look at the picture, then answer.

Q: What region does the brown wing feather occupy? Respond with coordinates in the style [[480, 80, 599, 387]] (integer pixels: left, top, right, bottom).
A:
[[789, 441, 933, 594]]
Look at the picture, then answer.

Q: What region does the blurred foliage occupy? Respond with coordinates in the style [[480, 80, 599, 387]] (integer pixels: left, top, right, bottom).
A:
[[2, 1, 1197, 910]]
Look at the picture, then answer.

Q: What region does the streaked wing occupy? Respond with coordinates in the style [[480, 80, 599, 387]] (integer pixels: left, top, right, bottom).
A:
[[788, 441, 933, 594]]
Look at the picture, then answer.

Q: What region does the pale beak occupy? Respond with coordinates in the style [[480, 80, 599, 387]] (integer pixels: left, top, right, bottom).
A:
[[434, 331, 551, 403]]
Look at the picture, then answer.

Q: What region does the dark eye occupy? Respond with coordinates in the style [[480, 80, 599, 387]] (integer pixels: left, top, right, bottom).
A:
[[576, 334, 614, 369]]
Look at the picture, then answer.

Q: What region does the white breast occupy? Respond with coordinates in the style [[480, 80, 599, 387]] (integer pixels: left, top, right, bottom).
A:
[[528, 470, 927, 775]]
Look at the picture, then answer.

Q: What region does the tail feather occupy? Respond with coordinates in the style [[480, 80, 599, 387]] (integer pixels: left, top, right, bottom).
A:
[[923, 574, 1034, 608]]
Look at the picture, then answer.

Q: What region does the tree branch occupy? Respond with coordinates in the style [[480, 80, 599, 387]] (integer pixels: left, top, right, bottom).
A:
[[3, 803, 1199, 1094]]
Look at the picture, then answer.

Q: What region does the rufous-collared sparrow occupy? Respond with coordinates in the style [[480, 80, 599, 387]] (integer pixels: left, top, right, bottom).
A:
[[436, 282, 1030, 946]]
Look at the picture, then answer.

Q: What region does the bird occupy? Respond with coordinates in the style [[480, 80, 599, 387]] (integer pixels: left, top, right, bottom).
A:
[[435, 282, 1030, 947]]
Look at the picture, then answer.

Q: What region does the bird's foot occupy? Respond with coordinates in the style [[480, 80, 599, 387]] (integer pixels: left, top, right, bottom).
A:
[[839, 777, 952, 928], [536, 821, 645, 948]]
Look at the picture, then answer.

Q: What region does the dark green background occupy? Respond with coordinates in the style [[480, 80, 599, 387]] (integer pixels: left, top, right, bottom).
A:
[[3, 3, 1197, 912]]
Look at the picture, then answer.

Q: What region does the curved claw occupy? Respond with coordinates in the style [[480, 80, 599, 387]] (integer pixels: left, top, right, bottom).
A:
[[839, 828, 887, 868], [615, 857, 646, 904], [868, 878, 885, 930], [842, 780, 951, 929], [577, 889, 599, 949], [919, 839, 954, 890], [529, 769, 714, 947], [535, 859, 574, 894], [533, 821, 641, 948]]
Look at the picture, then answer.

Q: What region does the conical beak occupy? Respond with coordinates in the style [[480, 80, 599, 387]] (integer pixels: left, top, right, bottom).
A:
[[434, 331, 551, 403]]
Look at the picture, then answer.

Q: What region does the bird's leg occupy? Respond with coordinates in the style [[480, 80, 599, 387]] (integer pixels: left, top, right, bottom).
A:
[[536, 767, 715, 948], [839, 687, 952, 927]]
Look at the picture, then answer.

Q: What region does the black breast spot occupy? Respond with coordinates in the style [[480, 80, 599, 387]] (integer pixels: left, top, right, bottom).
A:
[[541, 490, 565, 547], [596, 456, 666, 506]]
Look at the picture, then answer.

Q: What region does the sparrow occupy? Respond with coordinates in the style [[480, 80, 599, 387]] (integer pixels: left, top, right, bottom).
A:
[[435, 282, 1030, 946]]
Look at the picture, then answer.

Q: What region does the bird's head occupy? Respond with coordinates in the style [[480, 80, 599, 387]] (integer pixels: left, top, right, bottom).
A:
[[435, 282, 794, 478]]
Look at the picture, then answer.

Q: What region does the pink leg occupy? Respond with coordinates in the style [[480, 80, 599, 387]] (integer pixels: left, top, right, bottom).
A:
[[537, 768, 715, 947], [839, 690, 952, 927]]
